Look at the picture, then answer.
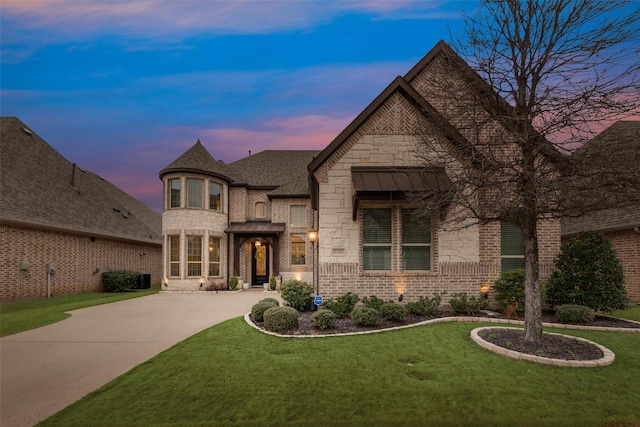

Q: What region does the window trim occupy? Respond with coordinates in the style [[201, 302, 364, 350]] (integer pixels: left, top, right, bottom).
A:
[[168, 178, 181, 209], [187, 235, 202, 277], [362, 207, 393, 271], [168, 235, 180, 277], [187, 178, 203, 209], [290, 234, 306, 266], [209, 181, 222, 211], [208, 236, 221, 277]]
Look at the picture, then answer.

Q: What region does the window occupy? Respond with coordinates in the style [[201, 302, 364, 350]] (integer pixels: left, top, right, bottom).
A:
[[169, 179, 180, 208], [290, 235, 306, 265], [501, 222, 525, 271], [290, 205, 306, 227], [255, 202, 266, 219], [208, 236, 221, 276], [187, 235, 202, 277], [169, 235, 180, 277], [402, 209, 431, 270], [362, 208, 392, 270], [209, 181, 221, 211], [187, 179, 203, 209]]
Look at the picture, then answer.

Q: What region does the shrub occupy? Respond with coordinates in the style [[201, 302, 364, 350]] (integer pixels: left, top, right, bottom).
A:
[[361, 295, 387, 311], [205, 282, 227, 291], [379, 302, 407, 321], [555, 304, 595, 324], [280, 280, 314, 311], [350, 306, 379, 326], [406, 294, 443, 316], [263, 306, 299, 333], [260, 298, 280, 307], [101, 270, 141, 293], [448, 293, 487, 315], [229, 276, 239, 291], [324, 292, 360, 318], [269, 276, 277, 291], [493, 269, 525, 312], [251, 301, 277, 322], [546, 231, 629, 313], [310, 309, 337, 330]]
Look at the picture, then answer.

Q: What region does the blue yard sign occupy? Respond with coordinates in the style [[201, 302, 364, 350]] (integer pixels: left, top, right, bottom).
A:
[[314, 295, 323, 306]]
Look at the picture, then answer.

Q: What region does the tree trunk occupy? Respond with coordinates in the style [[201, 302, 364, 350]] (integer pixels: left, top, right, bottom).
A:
[[522, 217, 542, 343]]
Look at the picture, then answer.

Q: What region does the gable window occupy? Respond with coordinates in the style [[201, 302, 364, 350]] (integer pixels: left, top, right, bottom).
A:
[[402, 209, 431, 270], [255, 202, 266, 219], [209, 181, 221, 211], [501, 222, 525, 271], [169, 235, 180, 277], [362, 208, 392, 270], [169, 179, 181, 208], [290, 234, 306, 265], [187, 235, 202, 277], [187, 179, 203, 209], [290, 205, 306, 227], [208, 236, 221, 276]]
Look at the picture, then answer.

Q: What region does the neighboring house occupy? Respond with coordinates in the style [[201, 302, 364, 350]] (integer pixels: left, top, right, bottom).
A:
[[0, 117, 163, 301], [561, 121, 640, 303], [161, 41, 562, 301]]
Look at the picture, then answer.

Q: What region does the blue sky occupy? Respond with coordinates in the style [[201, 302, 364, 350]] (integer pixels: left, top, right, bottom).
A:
[[1, 1, 473, 212]]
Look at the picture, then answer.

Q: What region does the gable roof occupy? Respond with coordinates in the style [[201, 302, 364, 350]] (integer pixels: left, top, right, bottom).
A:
[[159, 140, 231, 181], [1, 117, 162, 245], [562, 120, 640, 235]]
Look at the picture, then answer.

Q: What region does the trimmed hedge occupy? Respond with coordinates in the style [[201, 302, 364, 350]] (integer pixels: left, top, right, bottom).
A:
[[362, 295, 387, 311], [251, 301, 277, 323], [101, 270, 141, 293], [263, 306, 299, 333], [310, 309, 337, 330], [379, 302, 406, 321], [350, 306, 379, 326], [555, 304, 595, 324], [493, 269, 525, 312], [324, 292, 360, 319], [280, 280, 314, 311], [260, 298, 280, 307], [406, 294, 443, 316], [448, 293, 487, 315]]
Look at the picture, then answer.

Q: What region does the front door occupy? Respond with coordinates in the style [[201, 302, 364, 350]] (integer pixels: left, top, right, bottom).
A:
[[252, 242, 269, 286]]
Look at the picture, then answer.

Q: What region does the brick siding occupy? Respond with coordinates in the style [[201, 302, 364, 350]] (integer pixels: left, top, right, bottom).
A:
[[1, 223, 162, 301]]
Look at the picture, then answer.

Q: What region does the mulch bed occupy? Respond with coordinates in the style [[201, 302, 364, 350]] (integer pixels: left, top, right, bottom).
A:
[[251, 309, 639, 361]]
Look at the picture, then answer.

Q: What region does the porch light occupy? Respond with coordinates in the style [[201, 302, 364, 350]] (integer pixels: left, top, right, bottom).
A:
[[255, 240, 262, 248], [480, 283, 490, 299], [307, 230, 318, 243]]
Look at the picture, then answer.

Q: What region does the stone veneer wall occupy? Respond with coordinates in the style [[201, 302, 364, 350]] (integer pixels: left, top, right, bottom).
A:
[[1, 223, 161, 301]]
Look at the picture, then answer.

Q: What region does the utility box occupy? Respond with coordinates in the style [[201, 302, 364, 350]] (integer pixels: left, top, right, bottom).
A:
[[140, 274, 151, 289], [46, 264, 56, 274], [20, 261, 31, 271]]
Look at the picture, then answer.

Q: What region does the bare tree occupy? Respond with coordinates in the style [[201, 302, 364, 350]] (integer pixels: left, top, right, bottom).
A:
[[412, 0, 640, 343]]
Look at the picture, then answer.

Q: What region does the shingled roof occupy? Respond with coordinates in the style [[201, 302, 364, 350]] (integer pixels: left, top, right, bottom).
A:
[[159, 140, 231, 181], [562, 121, 640, 235], [227, 150, 320, 195], [1, 117, 162, 244]]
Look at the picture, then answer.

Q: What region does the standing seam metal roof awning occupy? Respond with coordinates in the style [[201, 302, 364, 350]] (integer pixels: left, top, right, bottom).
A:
[[351, 167, 452, 220], [224, 221, 286, 234]]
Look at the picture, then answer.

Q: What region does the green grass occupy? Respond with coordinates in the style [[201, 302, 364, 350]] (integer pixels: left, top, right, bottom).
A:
[[609, 304, 640, 322], [40, 317, 640, 427], [1, 287, 160, 337]]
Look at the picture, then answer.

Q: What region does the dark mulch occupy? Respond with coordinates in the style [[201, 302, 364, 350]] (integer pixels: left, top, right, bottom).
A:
[[251, 309, 638, 361]]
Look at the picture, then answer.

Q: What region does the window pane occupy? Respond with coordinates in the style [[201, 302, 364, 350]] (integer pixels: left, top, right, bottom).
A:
[[502, 258, 525, 271], [255, 202, 266, 219], [208, 236, 220, 276], [170, 179, 180, 208], [290, 205, 306, 227], [402, 209, 431, 244], [209, 182, 221, 211], [501, 222, 525, 272], [403, 247, 431, 270], [187, 179, 203, 209], [187, 235, 202, 276], [169, 235, 180, 277], [363, 247, 391, 270], [363, 208, 391, 243], [291, 235, 306, 265]]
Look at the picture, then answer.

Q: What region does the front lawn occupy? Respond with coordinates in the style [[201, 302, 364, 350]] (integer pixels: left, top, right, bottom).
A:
[[40, 317, 640, 427], [1, 288, 160, 337]]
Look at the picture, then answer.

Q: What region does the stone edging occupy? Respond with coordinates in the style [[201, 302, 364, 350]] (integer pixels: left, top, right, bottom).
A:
[[470, 326, 615, 367], [244, 313, 640, 339]]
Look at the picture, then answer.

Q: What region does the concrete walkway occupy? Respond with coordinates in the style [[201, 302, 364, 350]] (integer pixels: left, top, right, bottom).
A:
[[0, 290, 270, 427]]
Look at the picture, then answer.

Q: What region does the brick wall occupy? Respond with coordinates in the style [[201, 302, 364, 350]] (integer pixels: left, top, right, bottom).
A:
[[1, 223, 162, 301]]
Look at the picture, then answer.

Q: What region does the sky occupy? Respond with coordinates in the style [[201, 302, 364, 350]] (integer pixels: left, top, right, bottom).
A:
[[2, 1, 637, 213], [1, 0, 472, 212]]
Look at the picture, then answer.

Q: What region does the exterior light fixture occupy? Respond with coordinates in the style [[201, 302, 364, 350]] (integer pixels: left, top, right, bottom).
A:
[[398, 294, 404, 302], [255, 240, 262, 248], [307, 230, 318, 242], [480, 283, 490, 299]]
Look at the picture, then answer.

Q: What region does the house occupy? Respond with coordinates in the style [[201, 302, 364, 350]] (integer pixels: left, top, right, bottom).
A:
[[0, 117, 163, 301], [561, 121, 640, 303], [160, 41, 562, 301]]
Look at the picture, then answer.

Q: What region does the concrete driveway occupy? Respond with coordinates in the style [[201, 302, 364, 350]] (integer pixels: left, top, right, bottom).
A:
[[0, 290, 271, 427]]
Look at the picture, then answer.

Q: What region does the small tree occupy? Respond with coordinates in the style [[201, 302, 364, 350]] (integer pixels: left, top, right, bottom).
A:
[[493, 269, 525, 312], [546, 231, 629, 313]]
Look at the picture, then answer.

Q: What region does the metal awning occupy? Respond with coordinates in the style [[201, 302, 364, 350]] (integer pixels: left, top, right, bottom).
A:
[[351, 167, 453, 220], [224, 221, 286, 235]]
